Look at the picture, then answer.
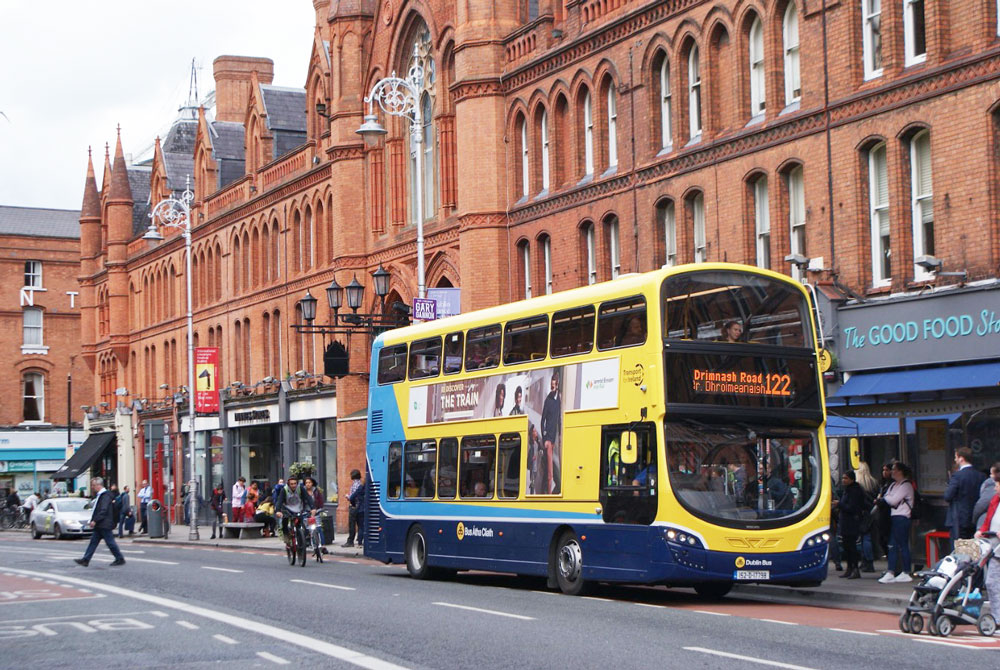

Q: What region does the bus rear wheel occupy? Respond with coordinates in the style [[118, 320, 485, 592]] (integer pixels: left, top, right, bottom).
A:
[[693, 581, 733, 599], [554, 531, 588, 595], [406, 524, 431, 579]]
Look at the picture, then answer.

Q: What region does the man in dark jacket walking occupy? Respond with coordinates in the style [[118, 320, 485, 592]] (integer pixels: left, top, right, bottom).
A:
[[944, 447, 987, 541], [75, 477, 125, 567]]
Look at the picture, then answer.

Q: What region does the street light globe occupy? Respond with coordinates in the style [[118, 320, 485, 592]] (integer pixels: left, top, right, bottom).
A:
[[356, 114, 387, 147], [142, 225, 164, 241]]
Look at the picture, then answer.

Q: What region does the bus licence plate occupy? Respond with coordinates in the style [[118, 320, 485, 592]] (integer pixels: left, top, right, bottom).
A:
[[734, 570, 769, 580]]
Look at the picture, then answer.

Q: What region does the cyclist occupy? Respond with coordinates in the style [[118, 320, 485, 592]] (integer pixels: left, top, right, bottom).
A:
[[21, 491, 40, 522], [274, 476, 312, 546], [4, 489, 20, 510]]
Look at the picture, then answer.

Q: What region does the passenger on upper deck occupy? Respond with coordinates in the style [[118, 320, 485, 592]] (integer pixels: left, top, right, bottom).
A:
[[719, 320, 744, 343], [618, 315, 646, 346]]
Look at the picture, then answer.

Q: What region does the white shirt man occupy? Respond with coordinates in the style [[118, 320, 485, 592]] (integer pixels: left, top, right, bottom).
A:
[[21, 492, 39, 513]]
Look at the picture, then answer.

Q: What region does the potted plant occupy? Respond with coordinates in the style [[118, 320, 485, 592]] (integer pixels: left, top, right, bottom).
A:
[[289, 461, 316, 480]]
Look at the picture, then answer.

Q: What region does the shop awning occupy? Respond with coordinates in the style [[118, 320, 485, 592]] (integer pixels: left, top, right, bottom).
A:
[[825, 414, 961, 437], [51, 432, 115, 480], [832, 362, 1000, 399]]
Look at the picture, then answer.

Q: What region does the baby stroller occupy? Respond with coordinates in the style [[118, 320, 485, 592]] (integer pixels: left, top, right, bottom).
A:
[[898, 533, 998, 637]]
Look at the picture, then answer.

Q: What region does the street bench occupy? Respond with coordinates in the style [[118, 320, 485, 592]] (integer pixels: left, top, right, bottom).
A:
[[221, 522, 264, 539]]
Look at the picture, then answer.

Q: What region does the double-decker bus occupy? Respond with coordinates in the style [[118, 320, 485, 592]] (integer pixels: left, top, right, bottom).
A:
[[363, 263, 830, 597]]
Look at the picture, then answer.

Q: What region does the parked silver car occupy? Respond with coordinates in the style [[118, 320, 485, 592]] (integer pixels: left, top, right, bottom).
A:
[[30, 497, 94, 539]]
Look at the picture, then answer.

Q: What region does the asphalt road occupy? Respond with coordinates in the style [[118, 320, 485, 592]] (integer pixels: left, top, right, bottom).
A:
[[1, 533, 997, 669]]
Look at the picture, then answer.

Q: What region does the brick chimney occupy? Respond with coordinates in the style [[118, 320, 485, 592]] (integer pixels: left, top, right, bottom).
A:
[[213, 55, 274, 123]]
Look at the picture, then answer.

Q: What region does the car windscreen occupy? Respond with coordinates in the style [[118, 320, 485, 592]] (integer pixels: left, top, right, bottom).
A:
[[54, 498, 90, 512]]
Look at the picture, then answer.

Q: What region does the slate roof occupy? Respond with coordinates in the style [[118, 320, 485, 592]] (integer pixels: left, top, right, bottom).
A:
[[0, 205, 80, 238], [127, 165, 152, 236], [210, 121, 245, 160], [260, 85, 307, 132], [161, 119, 198, 155], [163, 152, 195, 191]]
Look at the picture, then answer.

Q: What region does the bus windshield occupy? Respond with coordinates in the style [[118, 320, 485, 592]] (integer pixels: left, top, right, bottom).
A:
[[665, 421, 821, 528], [662, 270, 812, 347]]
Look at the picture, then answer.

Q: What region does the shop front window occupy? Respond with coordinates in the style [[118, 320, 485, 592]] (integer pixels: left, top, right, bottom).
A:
[[295, 420, 318, 466], [235, 425, 281, 492], [322, 419, 337, 504]]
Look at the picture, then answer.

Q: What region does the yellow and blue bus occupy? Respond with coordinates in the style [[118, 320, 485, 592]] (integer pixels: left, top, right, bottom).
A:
[[363, 263, 830, 597]]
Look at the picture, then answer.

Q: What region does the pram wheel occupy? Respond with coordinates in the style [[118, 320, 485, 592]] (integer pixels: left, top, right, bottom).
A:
[[908, 613, 924, 635], [935, 615, 954, 637], [898, 612, 912, 634], [977, 613, 996, 637]]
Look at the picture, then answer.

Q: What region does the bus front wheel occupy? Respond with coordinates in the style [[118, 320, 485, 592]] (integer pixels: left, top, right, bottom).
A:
[[405, 524, 431, 579], [554, 531, 588, 595], [693, 581, 733, 599]]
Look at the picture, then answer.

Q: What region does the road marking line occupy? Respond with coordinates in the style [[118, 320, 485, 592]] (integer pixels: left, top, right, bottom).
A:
[[692, 610, 731, 616], [759, 618, 798, 626], [176, 620, 199, 630], [290, 579, 355, 591], [0, 611, 157, 625], [683, 647, 816, 670], [828, 628, 879, 636], [257, 651, 291, 665], [636, 603, 662, 608], [120, 550, 145, 554], [432, 602, 535, 621], [151, 611, 169, 617], [582, 596, 614, 602], [214, 634, 238, 645], [0, 565, 411, 670], [201, 566, 243, 573]]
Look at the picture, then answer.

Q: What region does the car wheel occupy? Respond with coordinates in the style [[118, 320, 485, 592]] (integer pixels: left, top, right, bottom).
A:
[[31, 522, 42, 540], [53, 524, 63, 541]]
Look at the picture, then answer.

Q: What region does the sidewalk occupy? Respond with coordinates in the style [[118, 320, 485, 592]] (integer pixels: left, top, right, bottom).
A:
[[131, 530, 914, 613]]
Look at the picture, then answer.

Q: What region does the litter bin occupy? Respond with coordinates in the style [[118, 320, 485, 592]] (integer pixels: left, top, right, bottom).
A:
[[320, 513, 334, 545], [148, 499, 166, 538]]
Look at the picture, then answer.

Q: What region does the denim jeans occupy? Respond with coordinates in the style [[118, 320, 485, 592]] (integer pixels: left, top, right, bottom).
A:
[[861, 532, 874, 562], [887, 515, 912, 575]]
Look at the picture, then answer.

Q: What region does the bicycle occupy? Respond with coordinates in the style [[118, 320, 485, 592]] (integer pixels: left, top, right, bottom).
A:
[[281, 512, 307, 567], [1, 506, 28, 530], [306, 513, 324, 563]]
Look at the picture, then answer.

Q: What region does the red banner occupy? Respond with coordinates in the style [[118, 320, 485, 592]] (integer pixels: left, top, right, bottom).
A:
[[194, 347, 220, 413]]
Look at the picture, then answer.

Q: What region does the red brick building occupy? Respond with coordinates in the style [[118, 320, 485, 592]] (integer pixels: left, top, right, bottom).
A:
[[80, 1, 1000, 529], [0, 206, 89, 497]]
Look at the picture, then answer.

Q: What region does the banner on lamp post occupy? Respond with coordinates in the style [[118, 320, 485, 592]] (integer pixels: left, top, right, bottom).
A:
[[194, 347, 220, 413]]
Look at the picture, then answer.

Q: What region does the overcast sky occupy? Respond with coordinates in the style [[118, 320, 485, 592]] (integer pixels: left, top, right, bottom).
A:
[[0, 1, 315, 211]]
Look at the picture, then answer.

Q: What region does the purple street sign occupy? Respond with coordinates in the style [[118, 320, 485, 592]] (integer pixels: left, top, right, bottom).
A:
[[412, 298, 437, 321]]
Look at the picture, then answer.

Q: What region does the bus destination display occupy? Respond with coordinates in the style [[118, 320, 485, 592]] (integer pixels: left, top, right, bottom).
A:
[[691, 368, 793, 398]]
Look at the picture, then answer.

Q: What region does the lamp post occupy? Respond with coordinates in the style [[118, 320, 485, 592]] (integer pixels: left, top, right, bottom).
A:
[[293, 265, 405, 340], [142, 175, 199, 541], [356, 45, 427, 300]]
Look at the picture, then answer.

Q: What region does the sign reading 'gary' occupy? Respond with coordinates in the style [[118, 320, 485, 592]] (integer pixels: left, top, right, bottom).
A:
[[836, 287, 1000, 371]]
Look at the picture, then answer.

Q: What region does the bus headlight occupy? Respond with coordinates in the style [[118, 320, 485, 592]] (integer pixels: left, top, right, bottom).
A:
[[663, 527, 703, 549], [804, 531, 830, 548]]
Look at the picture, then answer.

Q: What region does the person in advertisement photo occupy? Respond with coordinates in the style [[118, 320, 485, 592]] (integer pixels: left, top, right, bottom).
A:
[[540, 371, 563, 495]]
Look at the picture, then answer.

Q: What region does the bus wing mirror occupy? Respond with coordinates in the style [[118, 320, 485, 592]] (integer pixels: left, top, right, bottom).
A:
[[849, 438, 861, 470], [621, 432, 639, 465]]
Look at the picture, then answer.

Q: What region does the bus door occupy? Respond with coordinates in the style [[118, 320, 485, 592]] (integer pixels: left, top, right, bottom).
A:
[[600, 423, 657, 525]]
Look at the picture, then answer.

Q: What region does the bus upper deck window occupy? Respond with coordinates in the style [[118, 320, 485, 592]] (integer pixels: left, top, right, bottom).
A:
[[465, 325, 501, 371], [503, 315, 549, 365], [409, 336, 442, 380], [377, 344, 408, 384], [597, 296, 647, 350], [443, 332, 463, 374], [550, 306, 595, 357]]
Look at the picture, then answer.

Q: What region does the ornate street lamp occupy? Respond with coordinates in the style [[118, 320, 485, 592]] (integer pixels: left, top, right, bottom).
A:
[[142, 175, 200, 541], [357, 45, 427, 300]]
